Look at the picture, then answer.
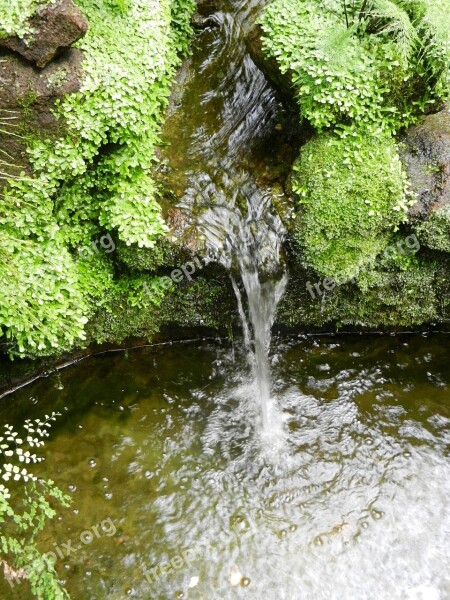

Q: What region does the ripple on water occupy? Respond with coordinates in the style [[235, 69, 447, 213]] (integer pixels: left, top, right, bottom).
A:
[[0, 335, 449, 600]]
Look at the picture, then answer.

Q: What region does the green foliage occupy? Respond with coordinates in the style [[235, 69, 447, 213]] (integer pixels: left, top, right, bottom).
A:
[[0, 413, 71, 599], [115, 236, 184, 272], [414, 204, 450, 252], [0, 232, 88, 357], [260, 0, 390, 131], [0, 0, 195, 357], [259, 0, 450, 133], [0, 0, 52, 38], [291, 132, 411, 280], [171, 0, 196, 53], [261, 0, 450, 287]]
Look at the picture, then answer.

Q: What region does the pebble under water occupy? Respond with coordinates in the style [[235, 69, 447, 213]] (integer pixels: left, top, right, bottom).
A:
[[0, 334, 449, 599]]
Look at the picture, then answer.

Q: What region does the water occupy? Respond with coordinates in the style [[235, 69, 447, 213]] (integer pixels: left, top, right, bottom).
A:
[[1, 334, 449, 599], [189, 179, 288, 431], [162, 0, 293, 431]]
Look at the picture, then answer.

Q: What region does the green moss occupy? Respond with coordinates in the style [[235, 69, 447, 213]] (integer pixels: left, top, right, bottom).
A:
[[278, 251, 449, 328], [87, 274, 235, 344], [352, 255, 440, 325], [414, 205, 450, 252], [291, 132, 410, 281], [115, 236, 185, 273], [260, 0, 450, 330]]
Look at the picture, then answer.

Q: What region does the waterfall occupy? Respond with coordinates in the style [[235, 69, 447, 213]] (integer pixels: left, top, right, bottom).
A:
[[191, 176, 288, 430], [163, 0, 290, 430]]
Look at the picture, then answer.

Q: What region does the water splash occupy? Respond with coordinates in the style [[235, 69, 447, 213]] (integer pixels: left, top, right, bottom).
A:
[[164, 0, 290, 431], [190, 175, 288, 431]]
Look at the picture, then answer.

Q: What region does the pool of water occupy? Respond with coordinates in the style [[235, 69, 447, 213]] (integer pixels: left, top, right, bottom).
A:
[[1, 334, 449, 599]]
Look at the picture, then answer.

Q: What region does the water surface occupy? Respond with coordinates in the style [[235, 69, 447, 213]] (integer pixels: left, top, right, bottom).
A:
[[1, 334, 449, 599]]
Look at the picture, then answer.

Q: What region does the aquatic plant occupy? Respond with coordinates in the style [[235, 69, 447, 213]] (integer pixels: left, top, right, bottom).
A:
[[0, 412, 71, 599]]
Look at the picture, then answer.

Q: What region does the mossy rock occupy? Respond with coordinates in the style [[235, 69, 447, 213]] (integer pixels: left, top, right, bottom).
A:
[[400, 105, 450, 253], [277, 251, 450, 329], [400, 104, 450, 218], [114, 235, 187, 274], [415, 204, 450, 252], [290, 132, 409, 281], [86, 272, 236, 345]]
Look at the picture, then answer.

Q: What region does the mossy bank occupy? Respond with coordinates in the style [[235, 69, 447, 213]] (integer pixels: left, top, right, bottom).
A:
[[259, 0, 450, 329]]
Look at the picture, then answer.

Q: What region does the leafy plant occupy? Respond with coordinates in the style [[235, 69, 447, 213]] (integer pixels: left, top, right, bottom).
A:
[[0, 412, 71, 599], [259, 0, 450, 134], [0, 0, 195, 357], [260, 0, 450, 281]]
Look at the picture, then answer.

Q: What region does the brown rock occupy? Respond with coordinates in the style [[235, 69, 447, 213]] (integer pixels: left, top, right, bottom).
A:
[[401, 104, 450, 218], [0, 48, 84, 177], [0, 0, 88, 69]]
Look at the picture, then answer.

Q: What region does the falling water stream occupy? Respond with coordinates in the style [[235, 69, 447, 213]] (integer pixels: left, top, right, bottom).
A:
[[161, 0, 292, 430], [188, 180, 288, 431]]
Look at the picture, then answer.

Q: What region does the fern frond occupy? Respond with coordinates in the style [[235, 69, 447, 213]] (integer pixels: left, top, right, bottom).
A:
[[366, 0, 419, 62]]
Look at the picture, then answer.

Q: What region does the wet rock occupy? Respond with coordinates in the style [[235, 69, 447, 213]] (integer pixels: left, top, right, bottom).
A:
[[400, 105, 450, 252], [401, 105, 450, 218], [0, 49, 84, 176], [165, 206, 208, 256], [246, 24, 296, 103], [0, 0, 89, 69], [195, 0, 222, 16], [191, 14, 220, 29]]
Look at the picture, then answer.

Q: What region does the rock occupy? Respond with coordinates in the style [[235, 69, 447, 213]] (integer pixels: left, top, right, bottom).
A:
[[191, 14, 220, 29], [0, 49, 84, 177], [401, 105, 450, 252], [195, 0, 222, 16], [400, 105, 450, 218], [0, 0, 89, 69], [246, 24, 296, 103]]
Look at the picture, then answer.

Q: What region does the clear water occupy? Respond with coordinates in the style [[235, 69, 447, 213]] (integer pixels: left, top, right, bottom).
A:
[[162, 0, 292, 432], [1, 334, 449, 599]]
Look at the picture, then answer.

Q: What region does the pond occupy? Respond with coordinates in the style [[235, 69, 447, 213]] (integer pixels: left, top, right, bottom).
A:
[[1, 333, 449, 599]]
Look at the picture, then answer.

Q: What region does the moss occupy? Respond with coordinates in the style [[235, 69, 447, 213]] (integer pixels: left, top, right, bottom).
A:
[[87, 273, 235, 344], [291, 132, 410, 281], [414, 205, 450, 252], [278, 250, 450, 328], [114, 236, 187, 274], [351, 255, 441, 325]]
